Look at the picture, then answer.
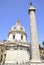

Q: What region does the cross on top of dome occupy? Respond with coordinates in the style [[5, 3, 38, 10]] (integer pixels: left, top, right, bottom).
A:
[[16, 20, 20, 26]]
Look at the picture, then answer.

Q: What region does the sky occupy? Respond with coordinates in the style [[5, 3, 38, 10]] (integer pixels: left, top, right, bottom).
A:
[[0, 0, 44, 45]]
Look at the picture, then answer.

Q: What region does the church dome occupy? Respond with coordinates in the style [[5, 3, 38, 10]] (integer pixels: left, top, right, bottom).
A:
[[9, 20, 26, 33], [8, 20, 27, 42]]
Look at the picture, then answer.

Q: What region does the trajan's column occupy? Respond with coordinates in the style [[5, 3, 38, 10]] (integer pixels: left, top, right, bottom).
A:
[[28, 3, 41, 65]]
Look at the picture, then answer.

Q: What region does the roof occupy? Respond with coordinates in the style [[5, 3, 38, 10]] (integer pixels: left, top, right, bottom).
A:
[[8, 20, 26, 34]]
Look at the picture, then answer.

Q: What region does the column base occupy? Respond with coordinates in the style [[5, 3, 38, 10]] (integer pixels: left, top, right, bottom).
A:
[[30, 63, 44, 65], [30, 59, 41, 62], [30, 60, 43, 65]]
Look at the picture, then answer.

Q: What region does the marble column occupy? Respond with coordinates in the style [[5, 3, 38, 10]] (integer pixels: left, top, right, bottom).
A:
[[28, 3, 41, 62]]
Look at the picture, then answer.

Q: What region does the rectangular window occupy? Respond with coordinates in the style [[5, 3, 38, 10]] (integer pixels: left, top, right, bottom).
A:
[[13, 35, 15, 39], [21, 35, 23, 40]]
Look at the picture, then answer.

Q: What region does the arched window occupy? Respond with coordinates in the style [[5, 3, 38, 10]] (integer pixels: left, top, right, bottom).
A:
[[13, 35, 15, 39]]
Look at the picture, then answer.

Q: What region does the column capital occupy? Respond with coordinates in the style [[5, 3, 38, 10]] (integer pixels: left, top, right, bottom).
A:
[[28, 3, 36, 14]]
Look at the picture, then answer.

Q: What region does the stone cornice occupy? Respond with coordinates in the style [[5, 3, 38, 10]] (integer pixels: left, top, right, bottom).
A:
[[5, 40, 29, 47]]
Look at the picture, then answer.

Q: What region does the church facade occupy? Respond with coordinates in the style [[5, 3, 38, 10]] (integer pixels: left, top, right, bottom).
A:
[[0, 3, 44, 65]]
